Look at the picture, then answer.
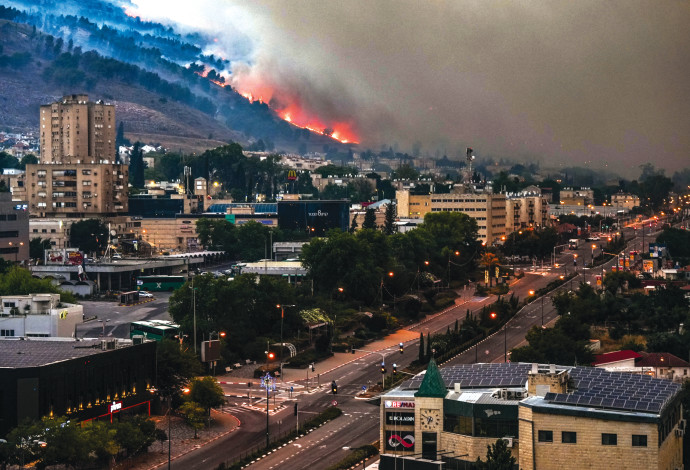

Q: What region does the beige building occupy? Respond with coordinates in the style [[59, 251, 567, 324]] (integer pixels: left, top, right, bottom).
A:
[[396, 189, 507, 244], [560, 187, 594, 206], [379, 361, 684, 470], [40, 94, 116, 164], [611, 192, 640, 210], [21, 163, 128, 217], [505, 187, 550, 234]]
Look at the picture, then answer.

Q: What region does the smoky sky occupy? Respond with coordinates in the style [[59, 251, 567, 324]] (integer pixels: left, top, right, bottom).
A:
[[125, 0, 690, 176]]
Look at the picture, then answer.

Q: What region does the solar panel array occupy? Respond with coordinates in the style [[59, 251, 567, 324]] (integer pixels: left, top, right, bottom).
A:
[[400, 363, 681, 415], [401, 362, 532, 390], [543, 367, 681, 414]]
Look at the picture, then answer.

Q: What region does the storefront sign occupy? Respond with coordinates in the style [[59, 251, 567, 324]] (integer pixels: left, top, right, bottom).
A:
[[384, 400, 415, 409], [109, 402, 122, 413], [386, 412, 415, 426]]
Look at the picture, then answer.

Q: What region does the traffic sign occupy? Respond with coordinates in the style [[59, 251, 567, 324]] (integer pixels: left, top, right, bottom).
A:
[[332, 400, 338, 406]]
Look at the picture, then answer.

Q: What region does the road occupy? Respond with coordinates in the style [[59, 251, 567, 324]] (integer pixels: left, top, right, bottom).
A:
[[138, 223, 660, 468], [78, 292, 174, 338]]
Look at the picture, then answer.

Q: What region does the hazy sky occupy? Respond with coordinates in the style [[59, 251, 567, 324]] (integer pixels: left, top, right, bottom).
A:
[[125, 0, 690, 177]]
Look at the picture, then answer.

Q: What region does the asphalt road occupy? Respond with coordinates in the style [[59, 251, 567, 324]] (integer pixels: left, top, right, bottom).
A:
[[78, 292, 174, 338]]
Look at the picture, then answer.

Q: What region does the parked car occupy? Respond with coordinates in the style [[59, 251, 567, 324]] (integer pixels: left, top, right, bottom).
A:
[[138, 291, 154, 298]]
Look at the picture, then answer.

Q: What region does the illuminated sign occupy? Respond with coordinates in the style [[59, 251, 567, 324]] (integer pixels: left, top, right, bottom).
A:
[[385, 412, 415, 426], [109, 402, 122, 413], [287, 170, 297, 181], [308, 210, 329, 217], [384, 400, 415, 409]]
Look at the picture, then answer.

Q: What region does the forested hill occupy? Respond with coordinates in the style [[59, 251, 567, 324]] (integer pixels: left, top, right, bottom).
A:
[[0, 4, 346, 154]]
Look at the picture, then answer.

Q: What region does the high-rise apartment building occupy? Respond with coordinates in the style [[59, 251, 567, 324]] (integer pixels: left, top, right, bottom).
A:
[[39, 94, 116, 164]]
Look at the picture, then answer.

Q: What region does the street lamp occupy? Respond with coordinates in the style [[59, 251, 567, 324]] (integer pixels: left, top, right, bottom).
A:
[[98, 319, 110, 336], [189, 279, 198, 354], [276, 304, 295, 380], [260, 373, 276, 448], [447, 250, 460, 288]]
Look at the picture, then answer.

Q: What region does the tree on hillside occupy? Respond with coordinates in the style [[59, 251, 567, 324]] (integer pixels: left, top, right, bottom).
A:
[[19, 154, 38, 169], [349, 214, 358, 233], [155, 339, 202, 397]]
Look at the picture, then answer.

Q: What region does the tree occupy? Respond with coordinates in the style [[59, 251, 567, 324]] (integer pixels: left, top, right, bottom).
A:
[[129, 142, 145, 188], [382, 202, 397, 235], [29, 237, 51, 261], [418, 332, 425, 363], [69, 218, 108, 255], [349, 213, 358, 233], [475, 438, 517, 470], [179, 401, 205, 438], [155, 339, 202, 397], [362, 208, 377, 230], [392, 163, 419, 180], [188, 376, 225, 425], [0, 266, 74, 301], [19, 154, 38, 169], [480, 252, 500, 287]]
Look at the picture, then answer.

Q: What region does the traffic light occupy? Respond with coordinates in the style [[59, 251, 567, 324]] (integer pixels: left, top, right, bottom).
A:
[[399, 342, 404, 354], [393, 364, 398, 374], [294, 403, 298, 416], [381, 363, 387, 374], [331, 381, 338, 394], [267, 351, 275, 360], [311, 363, 315, 372]]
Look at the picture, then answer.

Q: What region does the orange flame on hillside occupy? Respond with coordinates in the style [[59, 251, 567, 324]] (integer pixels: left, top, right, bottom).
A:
[[194, 67, 358, 144]]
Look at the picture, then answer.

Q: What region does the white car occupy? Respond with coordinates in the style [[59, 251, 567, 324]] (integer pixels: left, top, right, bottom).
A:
[[138, 291, 154, 298]]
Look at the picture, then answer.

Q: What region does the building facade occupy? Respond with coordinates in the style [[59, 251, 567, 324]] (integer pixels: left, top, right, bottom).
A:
[[0, 293, 83, 338], [0, 339, 156, 436], [396, 189, 507, 244], [23, 163, 128, 217], [379, 361, 684, 470], [39, 94, 116, 164], [0, 192, 29, 264]]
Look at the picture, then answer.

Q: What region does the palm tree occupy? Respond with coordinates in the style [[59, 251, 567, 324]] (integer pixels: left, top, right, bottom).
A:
[[480, 252, 500, 287]]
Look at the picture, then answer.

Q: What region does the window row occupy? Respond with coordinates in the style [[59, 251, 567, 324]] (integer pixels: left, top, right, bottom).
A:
[[537, 430, 647, 447]]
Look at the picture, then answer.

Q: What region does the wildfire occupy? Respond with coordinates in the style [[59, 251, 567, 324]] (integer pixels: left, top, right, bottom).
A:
[[194, 67, 358, 144]]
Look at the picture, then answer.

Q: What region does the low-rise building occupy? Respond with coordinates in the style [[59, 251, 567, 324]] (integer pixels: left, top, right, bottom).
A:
[[0, 293, 82, 338], [379, 361, 684, 470], [0, 339, 156, 436], [611, 193, 640, 210]]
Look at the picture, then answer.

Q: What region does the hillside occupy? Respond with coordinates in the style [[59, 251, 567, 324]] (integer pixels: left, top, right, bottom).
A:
[[0, 17, 349, 155]]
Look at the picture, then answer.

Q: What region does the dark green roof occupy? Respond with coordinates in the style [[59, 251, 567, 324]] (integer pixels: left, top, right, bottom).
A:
[[414, 358, 447, 398]]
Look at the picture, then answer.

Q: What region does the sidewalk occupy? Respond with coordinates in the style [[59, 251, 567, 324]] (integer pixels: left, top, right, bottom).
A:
[[121, 409, 239, 469]]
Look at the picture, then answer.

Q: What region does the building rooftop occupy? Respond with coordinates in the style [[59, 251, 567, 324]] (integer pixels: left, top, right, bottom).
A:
[[593, 349, 642, 366], [0, 339, 130, 368], [395, 362, 681, 416]]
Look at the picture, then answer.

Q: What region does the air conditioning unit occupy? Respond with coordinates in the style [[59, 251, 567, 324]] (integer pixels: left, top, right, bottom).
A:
[[500, 389, 508, 399], [132, 335, 145, 345], [501, 437, 513, 448], [515, 391, 525, 399]]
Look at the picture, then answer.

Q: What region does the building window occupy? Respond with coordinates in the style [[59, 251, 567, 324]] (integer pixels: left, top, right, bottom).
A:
[[0, 329, 15, 336], [632, 435, 647, 447], [562, 431, 577, 444], [538, 430, 553, 442], [601, 433, 617, 446]]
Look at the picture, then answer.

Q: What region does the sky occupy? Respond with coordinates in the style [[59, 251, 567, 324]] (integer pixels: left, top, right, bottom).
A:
[[123, 0, 690, 177]]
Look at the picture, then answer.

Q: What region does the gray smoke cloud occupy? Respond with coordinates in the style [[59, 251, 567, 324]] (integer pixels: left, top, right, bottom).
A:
[[131, 0, 690, 176]]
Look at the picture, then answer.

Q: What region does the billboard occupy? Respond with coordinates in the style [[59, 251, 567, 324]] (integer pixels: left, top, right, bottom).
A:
[[277, 200, 349, 237], [46, 250, 64, 265], [642, 259, 655, 273], [201, 340, 221, 363], [385, 412, 415, 426]]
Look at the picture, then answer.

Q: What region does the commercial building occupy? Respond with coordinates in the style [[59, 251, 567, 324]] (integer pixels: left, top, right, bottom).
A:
[[396, 189, 507, 244], [39, 94, 115, 164], [379, 361, 684, 470], [611, 192, 641, 210], [0, 192, 29, 264], [0, 293, 83, 338], [0, 339, 156, 436], [560, 187, 594, 206]]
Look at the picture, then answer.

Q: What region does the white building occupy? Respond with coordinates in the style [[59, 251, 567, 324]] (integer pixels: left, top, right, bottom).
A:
[[0, 293, 83, 338]]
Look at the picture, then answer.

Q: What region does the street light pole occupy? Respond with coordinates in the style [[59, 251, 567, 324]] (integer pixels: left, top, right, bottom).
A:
[[504, 323, 507, 363], [191, 278, 197, 354], [167, 395, 171, 470]]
